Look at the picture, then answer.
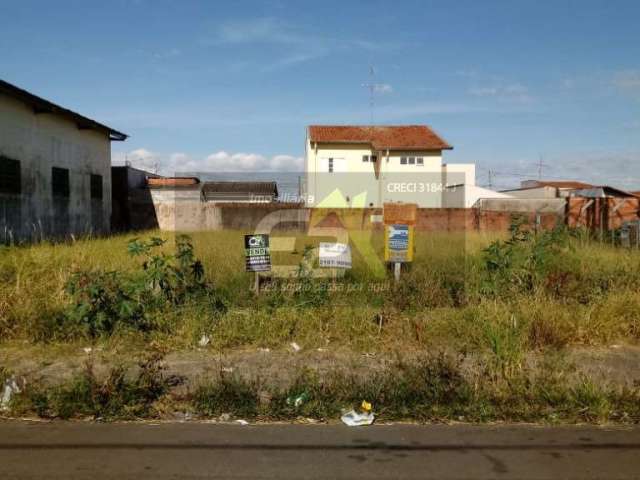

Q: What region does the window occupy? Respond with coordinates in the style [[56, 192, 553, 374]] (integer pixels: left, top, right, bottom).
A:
[[417, 157, 424, 166], [408, 157, 416, 165], [400, 157, 407, 165], [0, 156, 21, 194], [52, 167, 70, 198], [370, 155, 377, 163], [90, 174, 103, 200], [362, 155, 369, 162], [328, 158, 334, 173]]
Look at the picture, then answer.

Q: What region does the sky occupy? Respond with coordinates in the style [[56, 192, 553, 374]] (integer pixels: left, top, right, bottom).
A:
[[1, 0, 639, 189]]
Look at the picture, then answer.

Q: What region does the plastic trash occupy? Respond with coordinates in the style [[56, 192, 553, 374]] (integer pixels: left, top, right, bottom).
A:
[[198, 334, 211, 347], [1, 377, 21, 411], [341, 409, 375, 427], [258, 347, 270, 353], [83, 347, 93, 354], [235, 419, 249, 426], [286, 392, 309, 408], [221, 367, 234, 373], [290, 342, 301, 352]]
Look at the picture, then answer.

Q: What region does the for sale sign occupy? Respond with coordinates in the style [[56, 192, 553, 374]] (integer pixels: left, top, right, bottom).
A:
[[319, 242, 352, 269], [384, 224, 414, 263], [245, 234, 271, 272]]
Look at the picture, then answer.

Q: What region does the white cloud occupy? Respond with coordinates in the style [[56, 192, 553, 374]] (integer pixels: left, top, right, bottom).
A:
[[152, 47, 181, 60], [612, 70, 640, 91], [112, 149, 303, 174], [216, 17, 291, 45], [205, 151, 303, 172], [373, 83, 393, 94], [611, 70, 640, 95], [208, 17, 393, 72], [468, 83, 532, 103]]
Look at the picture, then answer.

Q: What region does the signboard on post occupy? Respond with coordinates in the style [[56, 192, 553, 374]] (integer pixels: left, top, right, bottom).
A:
[[244, 234, 271, 272], [319, 242, 352, 269], [384, 224, 414, 263]]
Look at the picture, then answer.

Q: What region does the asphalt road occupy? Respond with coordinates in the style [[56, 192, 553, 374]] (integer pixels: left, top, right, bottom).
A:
[[0, 421, 639, 479]]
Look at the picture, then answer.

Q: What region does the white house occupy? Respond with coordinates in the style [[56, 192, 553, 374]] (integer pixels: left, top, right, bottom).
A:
[[304, 125, 475, 208], [443, 184, 514, 208]]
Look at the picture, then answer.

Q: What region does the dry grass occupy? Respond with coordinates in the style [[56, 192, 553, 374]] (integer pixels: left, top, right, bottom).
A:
[[0, 229, 639, 355]]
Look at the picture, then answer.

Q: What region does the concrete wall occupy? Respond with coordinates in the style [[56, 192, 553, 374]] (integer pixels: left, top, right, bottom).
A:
[[0, 91, 112, 242], [502, 186, 558, 199], [143, 198, 564, 234]]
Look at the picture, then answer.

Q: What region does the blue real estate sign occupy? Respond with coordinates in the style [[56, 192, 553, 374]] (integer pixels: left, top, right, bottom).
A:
[[244, 234, 271, 272], [385, 224, 414, 263]]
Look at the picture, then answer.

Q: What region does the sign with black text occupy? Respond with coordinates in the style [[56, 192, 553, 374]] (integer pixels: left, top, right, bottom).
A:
[[319, 242, 352, 269], [245, 234, 271, 272]]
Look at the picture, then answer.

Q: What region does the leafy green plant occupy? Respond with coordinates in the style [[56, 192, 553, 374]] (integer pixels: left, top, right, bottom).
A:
[[63, 235, 223, 338], [482, 218, 573, 296]]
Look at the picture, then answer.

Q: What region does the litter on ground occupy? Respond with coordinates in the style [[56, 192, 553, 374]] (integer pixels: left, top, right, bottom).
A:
[[1, 377, 22, 411], [341, 410, 375, 427]]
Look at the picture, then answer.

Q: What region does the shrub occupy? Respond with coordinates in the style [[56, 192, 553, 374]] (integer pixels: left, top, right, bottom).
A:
[[62, 235, 225, 338]]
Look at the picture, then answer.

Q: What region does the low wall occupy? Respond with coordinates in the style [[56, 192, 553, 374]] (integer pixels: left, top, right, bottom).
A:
[[147, 201, 565, 233]]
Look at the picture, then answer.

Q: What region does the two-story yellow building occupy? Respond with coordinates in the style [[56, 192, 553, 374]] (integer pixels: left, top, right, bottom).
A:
[[304, 125, 475, 208]]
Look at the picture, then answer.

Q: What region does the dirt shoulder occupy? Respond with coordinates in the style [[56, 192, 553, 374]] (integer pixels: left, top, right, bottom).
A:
[[3, 342, 640, 389]]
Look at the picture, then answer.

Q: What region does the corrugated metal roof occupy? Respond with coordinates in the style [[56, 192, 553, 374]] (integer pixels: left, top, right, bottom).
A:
[[202, 181, 278, 197], [307, 125, 452, 151], [570, 186, 639, 198]]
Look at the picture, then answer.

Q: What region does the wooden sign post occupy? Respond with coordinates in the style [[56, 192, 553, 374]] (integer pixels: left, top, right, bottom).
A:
[[383, 203, 417, 282], [245, 234, 271, 294]]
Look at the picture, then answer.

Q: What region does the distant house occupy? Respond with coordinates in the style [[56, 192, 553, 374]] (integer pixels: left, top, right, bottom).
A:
[[0, 79, 127, 242], [568, 186, 639, 199], [147, 176, 202, 202], [304, 125, 474, 208], [443, 184, 513, 208], [502, 180, 594, 199], [202, 181, 278, 203]]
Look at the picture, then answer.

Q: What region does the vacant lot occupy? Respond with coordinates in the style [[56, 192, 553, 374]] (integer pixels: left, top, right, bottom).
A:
[[1, 226, 639, 423]]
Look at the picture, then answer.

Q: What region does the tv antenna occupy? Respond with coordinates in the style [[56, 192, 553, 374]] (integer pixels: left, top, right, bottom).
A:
[[536, 155, 549, 179], [361, 65, 385, 124]]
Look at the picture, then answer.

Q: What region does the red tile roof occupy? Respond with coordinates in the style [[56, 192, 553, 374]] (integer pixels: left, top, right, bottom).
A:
[[308, 125, 452, 151], [147, 177, 200, 188]]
